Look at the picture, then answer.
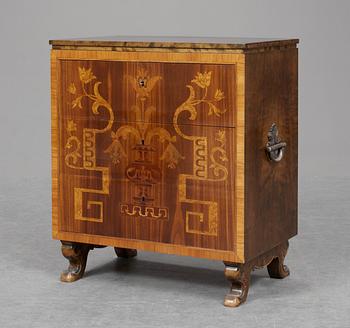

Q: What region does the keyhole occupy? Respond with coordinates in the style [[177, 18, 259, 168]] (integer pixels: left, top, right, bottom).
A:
[[141, 139, 145, 145], [142, 196, 145, 202], [139, 79, 145, 87]]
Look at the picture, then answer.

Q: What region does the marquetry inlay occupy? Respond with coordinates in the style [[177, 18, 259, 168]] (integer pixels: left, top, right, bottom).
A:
[[65, 67, 113, 222], [64, 66, 230, 236]]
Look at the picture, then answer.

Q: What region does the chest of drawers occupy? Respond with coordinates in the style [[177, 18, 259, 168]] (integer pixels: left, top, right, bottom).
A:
[[50, 36, 298, 307]]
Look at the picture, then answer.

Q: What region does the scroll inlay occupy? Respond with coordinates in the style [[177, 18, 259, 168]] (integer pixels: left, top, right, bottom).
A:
[[174, 71, 228, 236], [65, 67, 113, 223]]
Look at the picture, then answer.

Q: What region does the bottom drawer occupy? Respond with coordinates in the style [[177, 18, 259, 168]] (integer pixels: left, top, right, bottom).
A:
[[59, 173, 236, 252]]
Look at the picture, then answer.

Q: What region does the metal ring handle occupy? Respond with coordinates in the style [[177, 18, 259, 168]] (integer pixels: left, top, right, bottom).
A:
[[266, 123, 286, 162]]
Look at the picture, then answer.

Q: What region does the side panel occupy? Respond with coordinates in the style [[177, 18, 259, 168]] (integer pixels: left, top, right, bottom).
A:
[[244, 48, 298, 261]]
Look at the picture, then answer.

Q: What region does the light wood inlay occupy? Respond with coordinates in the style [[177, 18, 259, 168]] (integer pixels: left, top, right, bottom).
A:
[[235, 58, 245, 261], [51, 50, 59, 238]]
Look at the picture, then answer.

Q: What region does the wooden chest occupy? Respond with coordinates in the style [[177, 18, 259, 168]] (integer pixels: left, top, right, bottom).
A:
[[50, 36, 298, 307]]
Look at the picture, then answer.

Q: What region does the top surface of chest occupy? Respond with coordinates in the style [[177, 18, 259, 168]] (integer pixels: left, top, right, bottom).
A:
[[50, 35, 298, 51]]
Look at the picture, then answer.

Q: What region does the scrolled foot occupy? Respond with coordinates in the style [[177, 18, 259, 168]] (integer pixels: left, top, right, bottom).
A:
[[223, 263, 252, 307], [267, 241, 290, 279], [114, 247, 137, 258], [223, 241, 291, 307], [60, 241, 92, 283]]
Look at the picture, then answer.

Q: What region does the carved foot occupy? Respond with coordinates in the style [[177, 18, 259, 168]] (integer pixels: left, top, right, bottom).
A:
[[60, 241, 93, 283], [267, 241, 290, 279], [114, 247, 137, 258], [224, 263, 252, 307], [223, 242, 291, 307]]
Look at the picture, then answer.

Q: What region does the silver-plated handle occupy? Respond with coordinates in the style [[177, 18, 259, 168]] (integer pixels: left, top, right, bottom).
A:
[[266, 123, 286, 162]]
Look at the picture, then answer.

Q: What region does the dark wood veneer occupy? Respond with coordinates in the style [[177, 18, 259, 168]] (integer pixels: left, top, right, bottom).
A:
[[244, 48, 298, 261], [59, 60, 237, 128]]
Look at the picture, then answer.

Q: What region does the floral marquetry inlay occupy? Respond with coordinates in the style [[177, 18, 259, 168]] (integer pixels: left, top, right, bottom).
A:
[[104, 68, 184, 219], [64, 64, 230, 236], [104, 68, 183, 169]]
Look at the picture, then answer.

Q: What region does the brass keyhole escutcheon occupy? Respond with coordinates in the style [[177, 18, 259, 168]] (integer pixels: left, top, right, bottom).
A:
[[138, 79, 146, 87]]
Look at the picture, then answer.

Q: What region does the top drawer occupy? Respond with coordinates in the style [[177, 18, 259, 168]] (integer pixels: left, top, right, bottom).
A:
[[59, 59, 237, 128]]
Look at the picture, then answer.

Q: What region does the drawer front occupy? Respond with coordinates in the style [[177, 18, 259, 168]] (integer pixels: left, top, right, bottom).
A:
[[59, 123, 236, 252], [55, 57, 241, 253], [59, 59, 236, 128]]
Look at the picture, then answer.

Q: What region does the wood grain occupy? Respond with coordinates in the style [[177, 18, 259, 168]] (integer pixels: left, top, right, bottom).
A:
[[51, 50, 59, 238], [52, 49, 246, 262], [59, 123, 236, 252], [53, 49, 245, 65], [244, 48, 298, 261], [59, 59, 237, 128], [57, 230, 240, 262], [235, 57, 245, 260], [49, 36, 299, 53]]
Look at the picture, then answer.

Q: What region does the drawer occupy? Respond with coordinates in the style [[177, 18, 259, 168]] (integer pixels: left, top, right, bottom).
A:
[[58, 120, 237, 252], [58, 172, 236, 252], [59, 59, 237, 128], [60, 119, 235, 178]]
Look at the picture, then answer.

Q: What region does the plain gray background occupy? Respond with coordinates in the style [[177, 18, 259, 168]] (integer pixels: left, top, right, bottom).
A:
[[1, 1, 350, 327], [1, 0, 350, 180]]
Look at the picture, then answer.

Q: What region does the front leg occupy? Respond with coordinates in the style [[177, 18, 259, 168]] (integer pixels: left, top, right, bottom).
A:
[[60, 241, 93, 282], [223, 262, 252, 307]]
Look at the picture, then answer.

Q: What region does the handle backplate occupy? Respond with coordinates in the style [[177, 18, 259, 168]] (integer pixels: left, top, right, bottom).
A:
[[266, 123, 286, 162]]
